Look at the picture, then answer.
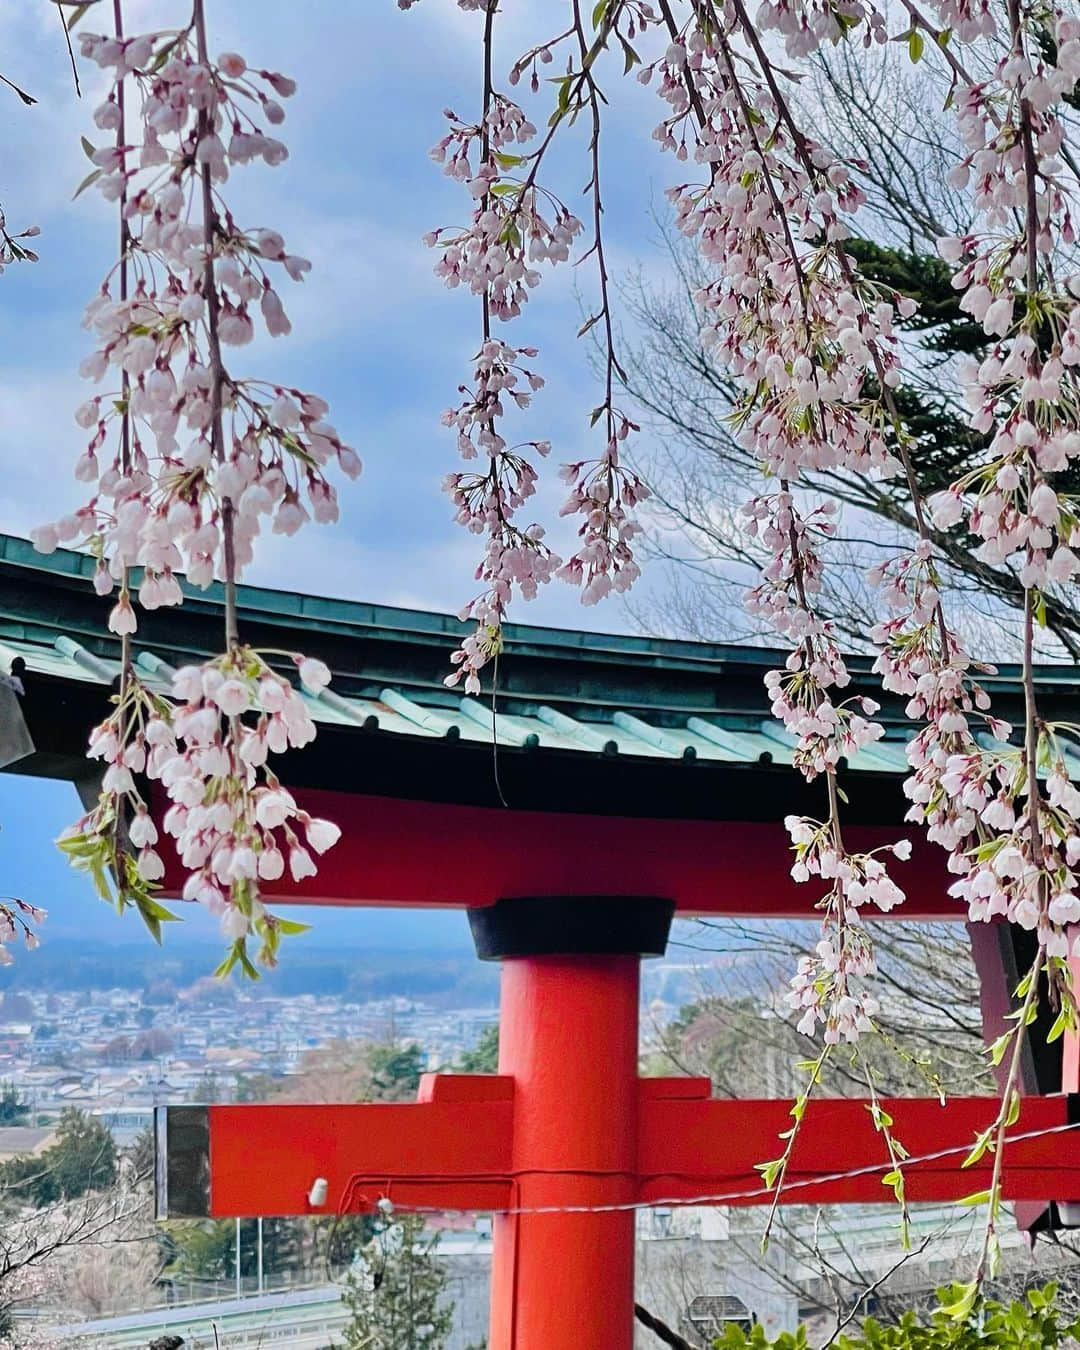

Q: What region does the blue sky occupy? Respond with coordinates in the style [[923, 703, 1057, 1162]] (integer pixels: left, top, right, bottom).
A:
[[0, 1, 687, 955]]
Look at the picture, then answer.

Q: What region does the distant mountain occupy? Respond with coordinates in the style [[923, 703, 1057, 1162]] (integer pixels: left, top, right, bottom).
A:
[[0, 775, 476, 952], [34, 898, 476, 952], [0, 938, 499, 1005]]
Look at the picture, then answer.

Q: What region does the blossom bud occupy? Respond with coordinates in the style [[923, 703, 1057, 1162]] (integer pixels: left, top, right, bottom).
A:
[[289, 846, 317, 882], [108, 595, 138, 635]]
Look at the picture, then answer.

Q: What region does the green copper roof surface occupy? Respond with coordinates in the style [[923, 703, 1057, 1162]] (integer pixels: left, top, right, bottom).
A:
[[2, 533, 1079, 777]]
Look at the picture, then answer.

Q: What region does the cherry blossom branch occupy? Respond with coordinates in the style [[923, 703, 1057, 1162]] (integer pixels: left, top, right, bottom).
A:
[[36, 3, 359, 975], [0, 64, 40, 277], [0, 215, 40, 274], [109, 0, 138, 904], [193, 0, 237, 652], [558, 1, 647, 605], [396, 0, 1080, 1287], [897, 0, 1080, 189], [425, 3, 659, 687], [973, 947, 1044, 1290], [652, 1, 904, 1063]]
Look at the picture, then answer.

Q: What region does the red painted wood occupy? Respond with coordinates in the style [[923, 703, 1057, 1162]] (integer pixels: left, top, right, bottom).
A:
[[490, 955, 641, 1350], [638, 1093, 1078, 1207], [417, 1072, 514, 1104], [153, 787, 956, 918], [968, 921, 1061, 1231], [204, 1098, 513, 1218], [198, 1087, 1080, 1218], [1063, 929, 1080, 1095]]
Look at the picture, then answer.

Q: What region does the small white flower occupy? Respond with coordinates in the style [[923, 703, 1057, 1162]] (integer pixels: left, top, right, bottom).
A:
[[258, 847, 285, 881], [305, 818, 341, 855], [30, 523, 59, 555], [214, 679, 252, 717], [255, 789, 295, 831], [102, 763, 134, 795], [297, 657, 331, 691], [129, 811, 158, 848]]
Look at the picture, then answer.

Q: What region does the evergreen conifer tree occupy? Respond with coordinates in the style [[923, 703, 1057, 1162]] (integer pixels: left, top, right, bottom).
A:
[[337, 1213, 454, 1350]]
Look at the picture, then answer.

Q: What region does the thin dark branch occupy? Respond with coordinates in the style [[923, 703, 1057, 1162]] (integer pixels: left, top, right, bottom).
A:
[[635, 1302, 696, 1350]]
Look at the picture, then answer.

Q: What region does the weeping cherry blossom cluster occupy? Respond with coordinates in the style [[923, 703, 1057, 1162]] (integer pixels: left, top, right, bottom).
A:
[[406, 0, 1080, 1082], [36, 7, 354, 973], [420, 5, 655, 684]]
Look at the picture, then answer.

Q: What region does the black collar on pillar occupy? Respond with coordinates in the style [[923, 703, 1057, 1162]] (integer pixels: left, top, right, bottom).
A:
[[469, 896, 674, 960]]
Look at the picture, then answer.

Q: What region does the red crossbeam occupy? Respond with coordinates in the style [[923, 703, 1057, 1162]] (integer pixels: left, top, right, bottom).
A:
[[202, 1076, 515, 1217], [150, 786, 955, 918], [177, 1078, 1080, 1218], [639, 1091, 1077, 1206]]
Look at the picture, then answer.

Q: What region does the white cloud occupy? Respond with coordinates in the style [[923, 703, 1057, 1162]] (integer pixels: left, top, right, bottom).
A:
[[0, 3, 687, 637]]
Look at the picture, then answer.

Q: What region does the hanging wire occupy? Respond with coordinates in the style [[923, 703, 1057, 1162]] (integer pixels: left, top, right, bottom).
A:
[[326, 1117, 1080, 1221]]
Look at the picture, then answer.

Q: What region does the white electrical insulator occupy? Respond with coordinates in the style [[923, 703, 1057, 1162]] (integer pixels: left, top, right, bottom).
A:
[[377, 1196, 395, 1216], [308, 1177, 329, 1207]]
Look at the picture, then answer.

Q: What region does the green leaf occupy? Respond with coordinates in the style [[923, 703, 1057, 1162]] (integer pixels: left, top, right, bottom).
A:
[[213, 945, 240, 979], [591, 0, 608, 26], [962, 1128, 993, 1168], [56, 833, 97, 857], [988, 1030, 1013, 1065], [87, 858, 114, 905], [273, 917, 311, 936], [939, 1279, 978, 1321], [237, 944, 260, 980], [67, 1, 98, 30], [140, 896, 181, 926], [756, 1159, 783, 1189], [72, 167, 102, 200], [80, 135, 96, 161], [140, 913, 163, 944], [957, 1188, 991, 1206], [149, 36, 181, 73], [908, 29, 925, 61]]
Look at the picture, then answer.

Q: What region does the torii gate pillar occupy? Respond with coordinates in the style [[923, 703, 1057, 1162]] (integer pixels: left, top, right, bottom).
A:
[[470, 896, 673, 1350]]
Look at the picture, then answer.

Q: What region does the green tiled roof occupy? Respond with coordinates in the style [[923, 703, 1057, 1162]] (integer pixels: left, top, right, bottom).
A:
[[2, 533, 1079, 777]]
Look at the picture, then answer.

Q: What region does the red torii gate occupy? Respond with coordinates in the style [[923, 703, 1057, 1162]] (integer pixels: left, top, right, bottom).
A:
[[155, 894, 1080, 1350], [4, 537, 1080, 1347], [150, 879, 1080, 1350]]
